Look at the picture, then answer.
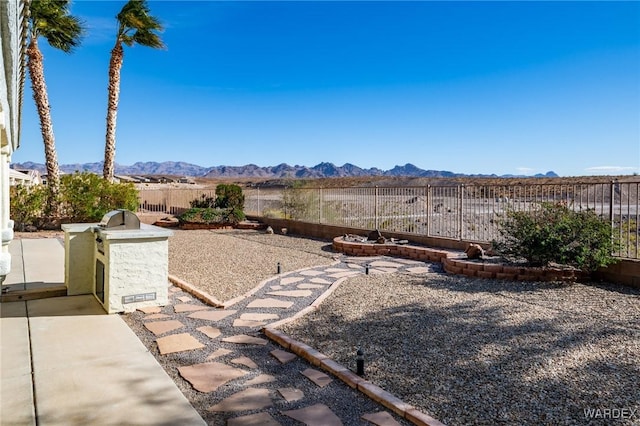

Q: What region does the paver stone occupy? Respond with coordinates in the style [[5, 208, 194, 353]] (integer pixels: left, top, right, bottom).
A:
[[227, 412, 281, 426], [174, 303, 209, 313], [208, 388, 272, 412], [178, 361, 248, 392], [197, 325, 221, 339], [278, 387, 304, 402], [245, 374, 276, 386], [144, 320, 184, 336], [246, 298, 294, 309], [362, 411, 402, 426], [188, 309, 237, 321], [271, 349, 297, 364], [282, 403, 343, 426], [266, 290, 313, 298], [206, 348, 233, 360], [301, 368, 332, 388], [222, 334, 268, 345], [231, 356, 259, 369], [156, 333, 204, 355]]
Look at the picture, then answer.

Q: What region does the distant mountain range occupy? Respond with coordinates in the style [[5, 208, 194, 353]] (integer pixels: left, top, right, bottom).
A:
[[12, 161, 559, 179]]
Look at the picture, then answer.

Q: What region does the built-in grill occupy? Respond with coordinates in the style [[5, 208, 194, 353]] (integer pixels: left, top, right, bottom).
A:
[[96, 210, 141, 254], [63, 209, 172, 314]]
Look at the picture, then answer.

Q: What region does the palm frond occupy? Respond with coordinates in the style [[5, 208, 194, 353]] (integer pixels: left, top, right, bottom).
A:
[[29, 0, 85, 52]]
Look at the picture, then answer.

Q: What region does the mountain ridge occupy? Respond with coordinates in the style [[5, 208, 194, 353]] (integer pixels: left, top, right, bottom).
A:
[[11, 161, 559, 179]]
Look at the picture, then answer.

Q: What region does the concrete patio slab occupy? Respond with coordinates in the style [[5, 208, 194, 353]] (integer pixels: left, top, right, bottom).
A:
[[21, 238, 64, 286]]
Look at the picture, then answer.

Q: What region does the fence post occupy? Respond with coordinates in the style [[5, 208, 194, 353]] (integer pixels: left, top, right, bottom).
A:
[[426, 185, 431, 237], [458, 185, 464, 241], [374, 186, 379, 230], [318, 187, 323, 224]]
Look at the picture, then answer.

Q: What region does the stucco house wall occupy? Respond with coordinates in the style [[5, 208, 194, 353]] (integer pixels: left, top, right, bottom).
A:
[[0, 0, 28, 278]]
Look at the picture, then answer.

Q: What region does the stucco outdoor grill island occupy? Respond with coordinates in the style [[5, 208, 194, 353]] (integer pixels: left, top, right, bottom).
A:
[[62, 210, 173, 314]]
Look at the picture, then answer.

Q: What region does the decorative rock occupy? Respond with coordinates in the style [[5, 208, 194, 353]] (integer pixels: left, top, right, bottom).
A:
[[465, 243, 484, 259], [177, 296, 192, 303], [178, 361, 248, 392], [265, 226, 274, 234]]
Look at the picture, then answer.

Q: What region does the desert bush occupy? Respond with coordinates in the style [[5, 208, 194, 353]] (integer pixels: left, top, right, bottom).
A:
[[10, 184, 49, 230], [492, 202, 618, 272], [59, 172, 139, 222], [190, 194, 216, 208], [215, 184, 245, 210], [177, 207, 244, 225]]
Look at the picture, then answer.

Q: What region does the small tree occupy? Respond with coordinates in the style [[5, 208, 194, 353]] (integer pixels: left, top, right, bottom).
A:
[[492, 202, 619, 272]]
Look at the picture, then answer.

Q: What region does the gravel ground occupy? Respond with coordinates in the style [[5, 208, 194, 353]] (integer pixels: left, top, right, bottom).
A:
[[280, 270, 640, 426], [166, 229, 640, 425], [168, 229, 336, 302]]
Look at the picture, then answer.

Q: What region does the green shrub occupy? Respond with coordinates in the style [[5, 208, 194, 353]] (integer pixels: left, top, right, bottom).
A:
[[10, 184, 49, 230], [214, 184, 245, 210], [190, 194, 216, 208], [492, 202, 619, 272], [177, 207, 244, 225], [186, 184, 245, 224], [59, 172, 139, 222]]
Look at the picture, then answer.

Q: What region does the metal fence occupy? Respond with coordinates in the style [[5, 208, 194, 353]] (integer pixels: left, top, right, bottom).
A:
[[138, 181, 640, 259]]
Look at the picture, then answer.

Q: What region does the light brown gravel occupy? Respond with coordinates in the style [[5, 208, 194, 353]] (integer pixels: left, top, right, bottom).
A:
[[168, 229, 335, 302], [281, 271, 640, 426]]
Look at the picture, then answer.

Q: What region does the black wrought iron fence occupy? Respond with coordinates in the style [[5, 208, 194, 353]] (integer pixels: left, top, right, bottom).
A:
[[137, 182, 639, 259]]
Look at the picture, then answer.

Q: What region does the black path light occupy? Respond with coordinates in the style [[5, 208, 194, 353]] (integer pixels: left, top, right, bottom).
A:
[[365, 264, 370, 275], [277, 262, 282, 274], [356, 348, 364, 376]]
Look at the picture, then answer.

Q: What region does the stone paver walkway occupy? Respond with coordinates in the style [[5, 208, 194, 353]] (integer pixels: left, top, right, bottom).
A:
[[124, 256, 441, 425]]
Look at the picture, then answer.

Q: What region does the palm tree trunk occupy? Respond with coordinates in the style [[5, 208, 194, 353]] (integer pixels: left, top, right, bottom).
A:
[[26, 37, 60, 217], [104, 42, 124, 182]]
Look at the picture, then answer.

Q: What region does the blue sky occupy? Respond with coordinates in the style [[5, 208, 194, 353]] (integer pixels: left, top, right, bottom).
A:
[[15, 1, 640, 177]]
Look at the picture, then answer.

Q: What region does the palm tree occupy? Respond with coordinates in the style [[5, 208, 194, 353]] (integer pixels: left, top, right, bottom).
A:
[[26, 0, 84, 216], [103, 0, 164, 181]]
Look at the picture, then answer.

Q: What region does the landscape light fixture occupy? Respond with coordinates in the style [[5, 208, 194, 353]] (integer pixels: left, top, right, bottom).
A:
[[356, 348, 365, 376], [277, 262, 281, 274]]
